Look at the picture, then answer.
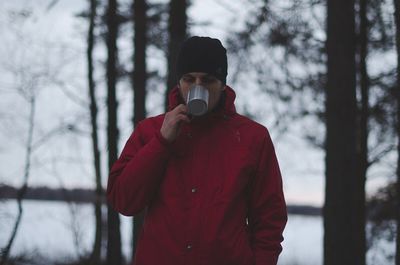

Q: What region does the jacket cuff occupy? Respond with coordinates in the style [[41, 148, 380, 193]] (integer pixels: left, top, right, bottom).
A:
[[155, 130, 173, 150]]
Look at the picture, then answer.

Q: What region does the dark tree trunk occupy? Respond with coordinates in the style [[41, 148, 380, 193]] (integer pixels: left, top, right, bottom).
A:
[[324, 0, 360, 264], [106, 0, 122, 264], [354, 0, 368, 263], [131, 0, 147, 263], [133, 0, 147, 126], [87, 0, 102, 264], [394, 0, 400, 263], [165, 0, 187, 110]]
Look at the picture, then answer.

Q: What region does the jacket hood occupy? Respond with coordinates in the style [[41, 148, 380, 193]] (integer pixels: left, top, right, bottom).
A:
[[167, 85, 237, 117]]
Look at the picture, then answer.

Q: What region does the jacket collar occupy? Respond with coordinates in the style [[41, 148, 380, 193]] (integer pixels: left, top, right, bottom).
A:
[[167, 85, 237, 119]]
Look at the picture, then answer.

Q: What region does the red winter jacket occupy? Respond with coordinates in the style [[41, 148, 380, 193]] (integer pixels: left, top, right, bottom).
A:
[[107, 86, 287, 265]]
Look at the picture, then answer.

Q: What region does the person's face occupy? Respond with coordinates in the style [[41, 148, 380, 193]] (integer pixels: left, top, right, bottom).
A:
[[178, 72, 225, 113]]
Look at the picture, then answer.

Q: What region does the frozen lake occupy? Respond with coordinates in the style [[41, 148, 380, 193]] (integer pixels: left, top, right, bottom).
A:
[[0, 200, 394, 265]]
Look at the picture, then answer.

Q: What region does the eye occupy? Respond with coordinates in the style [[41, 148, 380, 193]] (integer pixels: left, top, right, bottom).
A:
[[202, 76, 218, 84], [182, 75, 194, 83]]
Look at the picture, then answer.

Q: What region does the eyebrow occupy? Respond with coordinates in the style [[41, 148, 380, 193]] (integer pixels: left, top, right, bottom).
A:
[[182, 74, 216, 79]]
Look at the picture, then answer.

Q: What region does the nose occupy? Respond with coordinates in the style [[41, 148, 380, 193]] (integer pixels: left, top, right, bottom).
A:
[[194, 77, 202, 85]]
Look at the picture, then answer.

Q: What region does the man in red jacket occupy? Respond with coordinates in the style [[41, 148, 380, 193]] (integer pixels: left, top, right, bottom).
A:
[[107, 36, 287, 265]]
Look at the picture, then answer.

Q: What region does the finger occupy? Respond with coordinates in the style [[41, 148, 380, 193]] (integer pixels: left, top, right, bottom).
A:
[[172, 104, 188, 114], [175, 114, 191, 124]]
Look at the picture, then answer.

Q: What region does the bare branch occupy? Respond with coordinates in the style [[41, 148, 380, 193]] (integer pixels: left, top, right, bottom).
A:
[[368, 144, 396, 167], [46, 0, 61, 12], [0, 96, 36, 265]]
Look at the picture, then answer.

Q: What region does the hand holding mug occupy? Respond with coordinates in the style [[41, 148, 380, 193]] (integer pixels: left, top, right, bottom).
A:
[[160, 104, 190, 143]]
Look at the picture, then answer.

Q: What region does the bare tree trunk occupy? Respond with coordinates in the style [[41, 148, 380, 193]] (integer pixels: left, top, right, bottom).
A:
[[354, 0, 368, 263], [165, 0, 187, 110], [394, 0, 400, 263], [87, 0, 103, 264], [0, 96, 35, 265], [131, 0, 147, 263], [133, 0, 147, 126], [324, 0, 359, 264], [106, 0, 122, 264]]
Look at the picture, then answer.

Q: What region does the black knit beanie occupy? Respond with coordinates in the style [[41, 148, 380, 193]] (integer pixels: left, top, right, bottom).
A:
[[176, 36, 228, 84]]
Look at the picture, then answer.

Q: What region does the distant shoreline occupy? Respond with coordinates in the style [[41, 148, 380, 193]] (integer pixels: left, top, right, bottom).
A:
[[0, 185, 104, 204], [0, 185, 322, 216]]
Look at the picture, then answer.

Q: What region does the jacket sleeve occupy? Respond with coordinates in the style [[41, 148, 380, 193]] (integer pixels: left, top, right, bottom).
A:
[[106, 121, 172, 216], [248, 131, 288, 265]]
